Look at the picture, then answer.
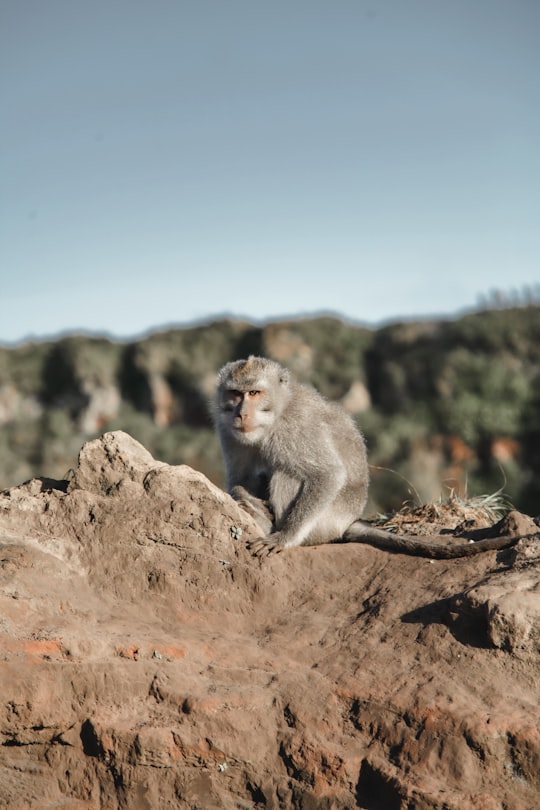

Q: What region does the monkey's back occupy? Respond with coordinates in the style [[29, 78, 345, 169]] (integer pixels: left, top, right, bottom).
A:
[[264, 380, 369, 543]]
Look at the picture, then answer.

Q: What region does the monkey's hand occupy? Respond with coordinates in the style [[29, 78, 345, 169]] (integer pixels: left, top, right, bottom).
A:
[[247, 532, 287, 557]]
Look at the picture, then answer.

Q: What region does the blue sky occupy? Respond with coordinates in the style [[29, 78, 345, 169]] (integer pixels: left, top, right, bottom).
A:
[[2, 0, 539, 344]]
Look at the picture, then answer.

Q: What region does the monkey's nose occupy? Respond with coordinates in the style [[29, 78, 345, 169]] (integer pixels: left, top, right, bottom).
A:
[[235, 415, 250, 427]]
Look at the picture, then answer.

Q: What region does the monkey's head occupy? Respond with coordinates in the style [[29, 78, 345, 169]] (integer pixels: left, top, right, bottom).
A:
[[215, 356, 291, 445]]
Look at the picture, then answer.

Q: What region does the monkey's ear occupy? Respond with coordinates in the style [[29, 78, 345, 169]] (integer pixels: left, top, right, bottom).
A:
[[278, 369, 290, 385]]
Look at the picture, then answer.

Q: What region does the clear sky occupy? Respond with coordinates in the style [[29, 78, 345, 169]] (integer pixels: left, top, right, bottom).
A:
[[2, 0, 539, 344]]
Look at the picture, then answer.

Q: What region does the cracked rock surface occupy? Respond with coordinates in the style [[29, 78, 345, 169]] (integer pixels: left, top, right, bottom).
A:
[[1, 431, 539, 809]]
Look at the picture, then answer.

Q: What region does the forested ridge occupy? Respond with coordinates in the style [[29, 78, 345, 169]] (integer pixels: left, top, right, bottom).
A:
[[1, 306, 539, 514]]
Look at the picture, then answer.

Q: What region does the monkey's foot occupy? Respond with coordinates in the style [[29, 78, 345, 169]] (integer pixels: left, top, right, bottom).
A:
[[247, 536, 284, 557], [236, 500, 274, 535]]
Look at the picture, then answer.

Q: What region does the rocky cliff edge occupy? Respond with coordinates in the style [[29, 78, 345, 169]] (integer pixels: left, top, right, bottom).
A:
[[1, 431, 539, 809]]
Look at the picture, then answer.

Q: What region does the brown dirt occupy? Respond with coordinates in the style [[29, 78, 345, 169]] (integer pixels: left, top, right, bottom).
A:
[[0, 431, 539, 809]]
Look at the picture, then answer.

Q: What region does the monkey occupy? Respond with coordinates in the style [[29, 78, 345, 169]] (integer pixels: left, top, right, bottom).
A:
[[214, 356, 537, 559]]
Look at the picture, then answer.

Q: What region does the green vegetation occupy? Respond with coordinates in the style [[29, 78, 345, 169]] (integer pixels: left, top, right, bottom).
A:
[[1, 307, 539, 516]]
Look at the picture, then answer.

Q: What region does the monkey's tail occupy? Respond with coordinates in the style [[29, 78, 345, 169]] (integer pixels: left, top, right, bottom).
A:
[[342, 521, 537, 559]]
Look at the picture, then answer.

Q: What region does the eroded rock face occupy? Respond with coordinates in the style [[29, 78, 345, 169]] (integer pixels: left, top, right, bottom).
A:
[[0, 431, 539, 809]]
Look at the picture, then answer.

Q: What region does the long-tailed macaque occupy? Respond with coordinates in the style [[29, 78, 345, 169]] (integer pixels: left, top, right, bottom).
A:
[[215, 356, 535, 558]]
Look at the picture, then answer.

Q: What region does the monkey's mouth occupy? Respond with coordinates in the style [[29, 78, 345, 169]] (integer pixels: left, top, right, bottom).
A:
[[235, 425, 258, 434]]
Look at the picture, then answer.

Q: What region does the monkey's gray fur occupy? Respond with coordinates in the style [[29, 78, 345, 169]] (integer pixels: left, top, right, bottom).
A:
[[215, 356, 533, 558]]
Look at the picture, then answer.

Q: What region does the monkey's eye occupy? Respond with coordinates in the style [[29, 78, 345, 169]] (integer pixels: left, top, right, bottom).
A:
[[222, 390, 242, 407], [248, 390, 261, 398]]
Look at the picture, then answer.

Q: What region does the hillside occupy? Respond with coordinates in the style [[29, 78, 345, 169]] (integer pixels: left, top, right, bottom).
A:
[[1, 307, 539, 514]]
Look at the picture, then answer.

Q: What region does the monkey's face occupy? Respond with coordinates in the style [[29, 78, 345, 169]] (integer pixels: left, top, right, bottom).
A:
[[217, 386, 275, 445], [216, 357, 290, 445]]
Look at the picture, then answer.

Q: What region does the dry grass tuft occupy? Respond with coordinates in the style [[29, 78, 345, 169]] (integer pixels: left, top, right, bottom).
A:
[[371, 490, 512, 536]]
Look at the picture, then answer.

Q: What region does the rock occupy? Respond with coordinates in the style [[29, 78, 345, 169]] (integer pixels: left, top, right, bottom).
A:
[[1, 431, 540, 808], [341, 380, 371, 414], [450, 534, 540, 658], [77, 381, 121, 434]]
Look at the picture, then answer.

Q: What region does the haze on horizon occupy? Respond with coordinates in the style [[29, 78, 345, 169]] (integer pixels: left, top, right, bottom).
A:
[[2, 0, 539, 345]]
